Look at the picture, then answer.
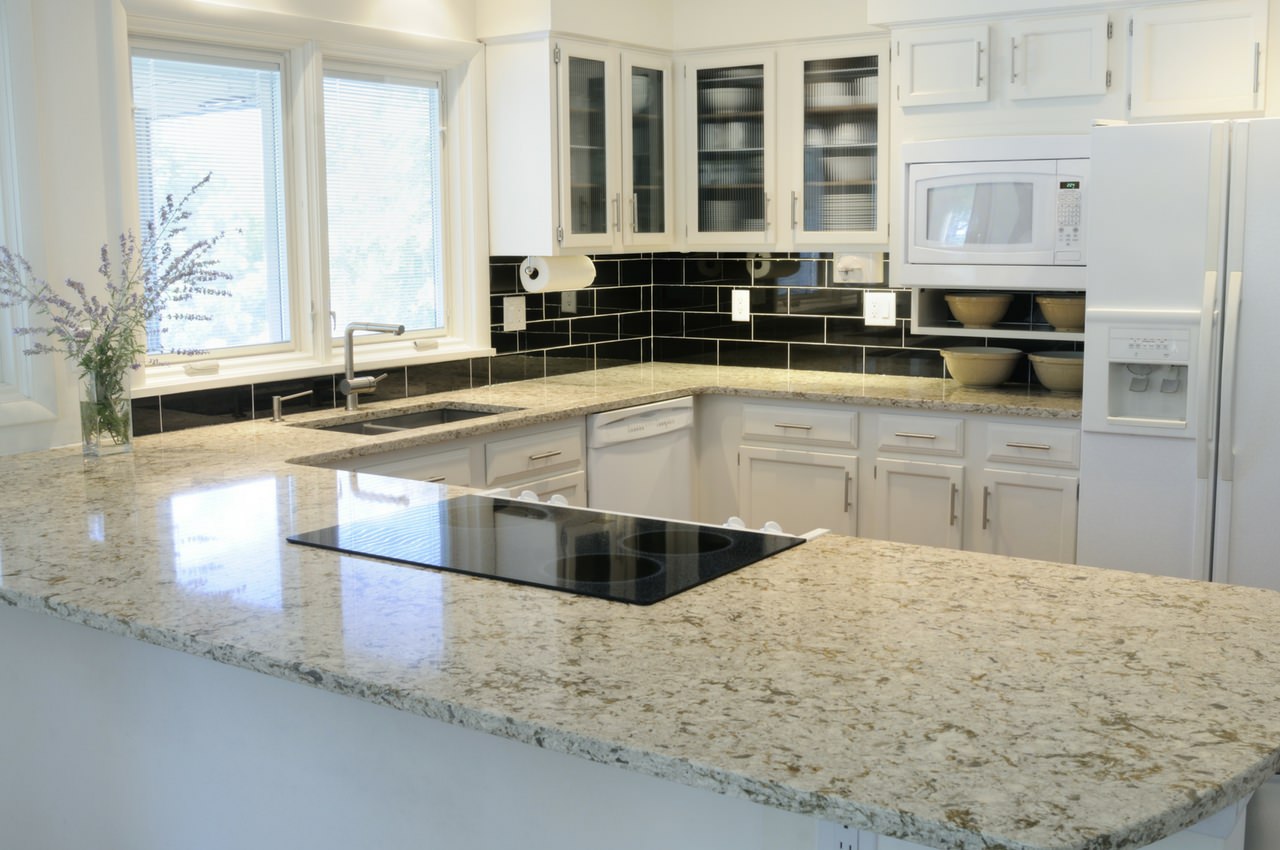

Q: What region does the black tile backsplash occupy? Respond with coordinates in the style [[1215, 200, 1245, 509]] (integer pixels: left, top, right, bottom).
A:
[[135, 250, 1051, 436]]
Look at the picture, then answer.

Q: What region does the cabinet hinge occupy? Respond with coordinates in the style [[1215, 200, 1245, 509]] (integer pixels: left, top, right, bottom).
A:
[[1128, 18, 1133, 36], [554, 45, 561, 64], [1126, 93, 1132, 111], [1107, 20, 1113, 39], [873, 465, 878, 480], [736, 452, 740, 467], [556, 225, 564, 243], [1105, 69, 1112, 89]]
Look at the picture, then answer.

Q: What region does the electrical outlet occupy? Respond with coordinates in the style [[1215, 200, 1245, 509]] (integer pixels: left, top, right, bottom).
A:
[[815, 820, 861, 850], [561, 291, 577, 314], [502, 295, 526, 332], [731, 289, 751, 322], [864, 290, 896, 327]]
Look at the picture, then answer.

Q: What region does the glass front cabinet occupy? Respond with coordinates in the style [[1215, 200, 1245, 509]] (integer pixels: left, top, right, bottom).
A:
[[556, 39, 673, 251], [683, 41, 887, 248]]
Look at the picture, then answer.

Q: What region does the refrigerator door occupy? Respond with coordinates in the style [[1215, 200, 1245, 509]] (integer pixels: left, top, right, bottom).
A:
[[1211, 117, 1280, 591], [1076, 120, 1229, 580]]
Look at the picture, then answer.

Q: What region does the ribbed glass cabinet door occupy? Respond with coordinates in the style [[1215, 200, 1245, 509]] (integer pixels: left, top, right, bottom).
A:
[[629, 64, 665, 235], [567, 55, 609, 238], [800, 55, 878, 235], [695, 64, 766, 233]]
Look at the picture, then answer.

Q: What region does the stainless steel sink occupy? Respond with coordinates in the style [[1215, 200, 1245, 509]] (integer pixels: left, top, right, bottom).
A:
[[308, 404, 522, 435]]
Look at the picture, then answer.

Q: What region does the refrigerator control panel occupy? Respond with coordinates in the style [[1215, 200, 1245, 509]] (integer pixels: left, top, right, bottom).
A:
[[1107, 327, 1192, 363]]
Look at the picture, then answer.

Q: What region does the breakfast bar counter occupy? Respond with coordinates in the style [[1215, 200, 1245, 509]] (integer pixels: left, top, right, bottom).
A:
[[2, 364, 1279, 850]]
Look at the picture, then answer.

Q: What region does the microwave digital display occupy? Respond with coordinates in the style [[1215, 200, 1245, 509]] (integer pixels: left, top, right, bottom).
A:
[[1061, 180, 1081, 190]]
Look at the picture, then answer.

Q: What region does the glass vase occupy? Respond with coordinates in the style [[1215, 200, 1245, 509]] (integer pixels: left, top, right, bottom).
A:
[[80, 367, 133, 459]]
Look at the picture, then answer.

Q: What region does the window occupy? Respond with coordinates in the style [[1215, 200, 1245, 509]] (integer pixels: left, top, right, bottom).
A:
[[129, 36, 461, 370], [322, 69, 444, 336], [131, 49, 290, 356]]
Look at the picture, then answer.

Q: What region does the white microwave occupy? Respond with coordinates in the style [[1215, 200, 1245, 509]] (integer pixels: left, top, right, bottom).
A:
[[900, 135, 1089, 289]]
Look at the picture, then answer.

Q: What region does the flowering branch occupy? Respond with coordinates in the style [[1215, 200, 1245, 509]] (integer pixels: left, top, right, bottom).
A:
[[0, 173, 232, 378]]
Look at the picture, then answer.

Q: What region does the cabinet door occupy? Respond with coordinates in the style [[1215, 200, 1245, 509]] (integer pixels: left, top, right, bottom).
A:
[[974, 468, 1078, 563], [870, 458, 964, 549], [738, 446, 856, 536], [622, 51, 673, 246], [557, 40, 621, 250], [781, 42, 888, 246], [1008, 14, 1109, 100], [684, 52, 777, 246], [894, 25, 989, 106], [1129, 0, 1267, 117]]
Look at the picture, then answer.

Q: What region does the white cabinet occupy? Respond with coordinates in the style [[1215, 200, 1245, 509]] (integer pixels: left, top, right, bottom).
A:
[[739, 447, 857, 536], [1129, 0, 1267, 117], [973, 468, 1078, 562], [683, 50, 778, 247], [779, 40, 888, 246], [973, 421, 1079, 563], [870, 457, 965, 549], [486, 37, 673, 255], [682, 39, 888, 248], [735, 400, 859, 535], [893, 24, 990, 106], [1007, 14, 1110, 101], [484, 420, 586, 489]]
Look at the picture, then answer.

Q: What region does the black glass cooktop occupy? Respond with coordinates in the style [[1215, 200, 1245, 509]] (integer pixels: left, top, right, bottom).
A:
[[288, 495, 804, 605]]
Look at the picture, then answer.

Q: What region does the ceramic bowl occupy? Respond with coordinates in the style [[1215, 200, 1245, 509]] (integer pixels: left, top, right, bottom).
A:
[[1029, 351, 1084, 394], [941, 347, 1022, 388], [1036, 295, 1085, 332], [701, 87, 752, 112], [944, 293, 1013, 329]]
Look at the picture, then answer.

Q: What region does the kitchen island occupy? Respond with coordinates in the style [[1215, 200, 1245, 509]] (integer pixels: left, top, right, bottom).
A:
[[2, 364, 1278, 850]]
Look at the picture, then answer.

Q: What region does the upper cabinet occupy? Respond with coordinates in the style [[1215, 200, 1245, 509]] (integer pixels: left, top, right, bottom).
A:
[[1129, 0, 1268, 117], [894, 24, 991, 106], [683, 51, 777, 247], [486, 37, 674, 256], [1007, 13, 1110, 100], [681, 39, 888, 249], [893, 15, 1110, 107]]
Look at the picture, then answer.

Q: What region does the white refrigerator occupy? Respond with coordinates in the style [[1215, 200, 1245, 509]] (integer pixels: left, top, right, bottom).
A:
[[1076, 118, 1280, 591]]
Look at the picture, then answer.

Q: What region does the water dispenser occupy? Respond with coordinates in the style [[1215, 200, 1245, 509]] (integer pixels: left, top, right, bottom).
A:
[[1083, 310, 1203, 436]]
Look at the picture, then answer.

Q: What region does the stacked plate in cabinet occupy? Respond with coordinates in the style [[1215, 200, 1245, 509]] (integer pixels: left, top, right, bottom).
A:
[[819, 193, 874, 229]]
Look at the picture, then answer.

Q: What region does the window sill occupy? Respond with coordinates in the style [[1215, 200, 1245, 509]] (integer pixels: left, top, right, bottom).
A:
[[132, 339, 495, 398]]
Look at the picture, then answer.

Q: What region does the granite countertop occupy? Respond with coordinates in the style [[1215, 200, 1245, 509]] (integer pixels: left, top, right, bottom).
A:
[[4, 364, 1280, 850]]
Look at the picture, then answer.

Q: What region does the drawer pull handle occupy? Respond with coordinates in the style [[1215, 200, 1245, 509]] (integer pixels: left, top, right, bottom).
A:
[[982, 485, 992, 530], [1006, 441, 1052, 451], [528, 450, 563, 462], [775, 422, 813, 431], [425, 475, 447, 483], [949, 483, 958, 526], [894, 431, 937, 440]]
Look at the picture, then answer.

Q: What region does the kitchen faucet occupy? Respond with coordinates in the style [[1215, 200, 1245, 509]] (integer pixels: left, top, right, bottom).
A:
[[339, 322, 405, 411]]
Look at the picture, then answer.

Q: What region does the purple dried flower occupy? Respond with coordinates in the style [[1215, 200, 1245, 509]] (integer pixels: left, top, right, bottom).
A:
[[0, 174, 231, 377]]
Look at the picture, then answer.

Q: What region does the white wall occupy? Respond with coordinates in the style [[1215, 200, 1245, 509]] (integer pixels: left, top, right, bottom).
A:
[[671, 0, 878, 49]]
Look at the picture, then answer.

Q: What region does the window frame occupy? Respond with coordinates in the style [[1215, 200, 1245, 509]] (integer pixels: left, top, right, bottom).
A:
[[123, 12, 489, 396], [315, 59, 450, 347], [0, 0, 59, 433]]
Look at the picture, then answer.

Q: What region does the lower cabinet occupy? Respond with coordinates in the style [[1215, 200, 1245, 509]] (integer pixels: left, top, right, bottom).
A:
[[868, 458, 964, 549], [738, 446, 857, 536], [972, 467, 1078, 563], [345, 444, 476, 486]]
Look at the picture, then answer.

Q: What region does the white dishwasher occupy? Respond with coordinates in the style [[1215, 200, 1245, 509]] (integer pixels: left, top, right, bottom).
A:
[[586, 396, 695, 521]]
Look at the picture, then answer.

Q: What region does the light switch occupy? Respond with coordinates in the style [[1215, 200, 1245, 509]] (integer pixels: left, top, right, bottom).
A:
[[864, 291, 896, 327], [731, 289, 751, 322]]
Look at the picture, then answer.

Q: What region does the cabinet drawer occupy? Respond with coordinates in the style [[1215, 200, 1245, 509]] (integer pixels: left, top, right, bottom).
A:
[[876, 414, 964, 457], [357, 445, 474, 485], [985, 423, 1080, 469], [485, 424, 584, 487], [742, 403, 858, 448]]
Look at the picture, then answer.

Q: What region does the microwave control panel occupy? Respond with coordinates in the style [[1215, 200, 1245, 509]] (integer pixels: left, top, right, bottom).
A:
[[1055, 180, 1083, 258]]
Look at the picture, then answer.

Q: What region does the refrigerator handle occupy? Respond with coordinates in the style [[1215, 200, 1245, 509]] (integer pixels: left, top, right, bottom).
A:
[[1196, 270, 1219, 481], [1216, 270, 1244, 482]]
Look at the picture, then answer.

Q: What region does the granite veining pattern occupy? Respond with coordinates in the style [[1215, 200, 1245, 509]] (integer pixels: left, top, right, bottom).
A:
[[3, 365, 1280, 850]]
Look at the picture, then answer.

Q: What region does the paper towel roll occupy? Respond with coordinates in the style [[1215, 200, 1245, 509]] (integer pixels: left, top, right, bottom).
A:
[[519, 255, 596, 293]]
